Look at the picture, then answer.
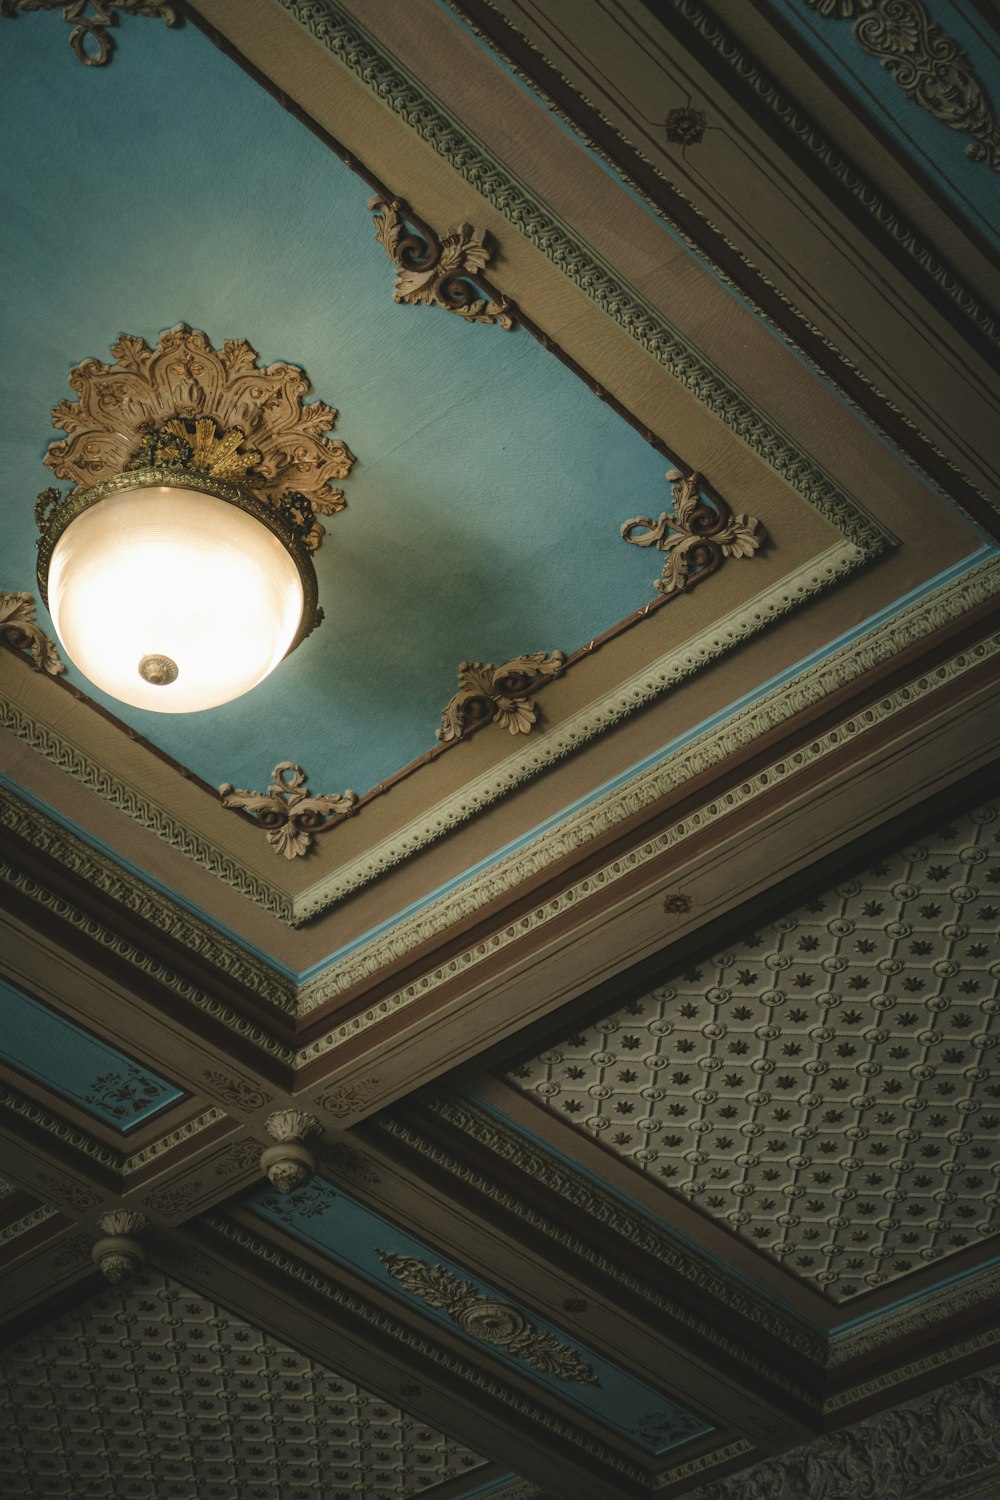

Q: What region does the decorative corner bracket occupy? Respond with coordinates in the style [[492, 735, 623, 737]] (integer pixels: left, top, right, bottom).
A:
[[39, 324, 355, 551], [0, 2, 179, 66], [219, 763, 358, 859], [370, 196, 515, 328], [621, 468, 764, 596], [436, 651, 566, 743], [804, 0, 1000, 171], [0, 592, 64, 675], [377, 1251, 599, 1385]]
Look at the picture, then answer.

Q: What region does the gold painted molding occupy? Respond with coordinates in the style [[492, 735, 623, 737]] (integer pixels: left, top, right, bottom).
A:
[[0, 592, 63, 676], [621, 470, 764, 597], [437, 651, 566, 742], [40, 324, 355, 551], [218, 763, 358, 859], [0, 1, 178, 66]]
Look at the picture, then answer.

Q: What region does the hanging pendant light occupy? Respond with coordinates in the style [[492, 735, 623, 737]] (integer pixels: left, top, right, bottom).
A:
[[35, 420, 320, 714]]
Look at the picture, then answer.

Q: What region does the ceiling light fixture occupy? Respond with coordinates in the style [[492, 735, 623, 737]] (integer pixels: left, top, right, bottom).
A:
[[35, 419, 321, 714]]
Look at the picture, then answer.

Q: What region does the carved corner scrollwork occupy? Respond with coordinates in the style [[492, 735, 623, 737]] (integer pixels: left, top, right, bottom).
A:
[[0, 2, 179, 67], [804, 0, 1000, 171], [622, 468, 764, 597], [436, 651, 566, 743], [377, 1251, 599, 1385], [0, 592, 64, 675], [219, 763, 358, 859], [370, 196, 515, 328], [40, 324, 355, 552]]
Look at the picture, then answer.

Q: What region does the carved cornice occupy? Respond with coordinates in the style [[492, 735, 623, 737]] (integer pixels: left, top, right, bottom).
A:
[[377, 1251, 600, 1385], [370, 196, 515, 327], [0, 592, 63, 676], [0, 1202, 59, 1250], [621, 470, 764, 597], [437, 652, 566, 742], [218, 763, 357, 858], [0, 1, 178, 66], [41, 325, 355, 551], [804, 0, 1000, 172], [275, 0, 995, 531]]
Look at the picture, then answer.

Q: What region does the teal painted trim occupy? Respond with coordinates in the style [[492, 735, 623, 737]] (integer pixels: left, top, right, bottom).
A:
[[0, 976, 183, 1133], [0, 774, 301, 984], [434, 1, 996, 534], [455, 1088, 1000, 1339], [452, 1476, 519, 1500], [247, 1178, 713, 1454]]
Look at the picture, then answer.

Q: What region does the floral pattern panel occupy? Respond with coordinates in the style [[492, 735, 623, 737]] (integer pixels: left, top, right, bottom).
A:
[[504, 799, 1000, 1301]]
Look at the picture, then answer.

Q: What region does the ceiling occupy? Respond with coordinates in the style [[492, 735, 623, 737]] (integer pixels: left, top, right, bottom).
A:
[[0, 1, 998, 1496]]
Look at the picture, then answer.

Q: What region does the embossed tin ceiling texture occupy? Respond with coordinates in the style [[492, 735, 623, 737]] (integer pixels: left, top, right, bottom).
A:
[[0, 1, 998, 1497]]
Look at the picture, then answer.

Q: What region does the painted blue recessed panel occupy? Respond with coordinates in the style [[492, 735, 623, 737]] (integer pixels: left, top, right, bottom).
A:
[[0, 978, 183, 1132], [775, 0, 1000, 254], [247, 1179, 713, 1455]]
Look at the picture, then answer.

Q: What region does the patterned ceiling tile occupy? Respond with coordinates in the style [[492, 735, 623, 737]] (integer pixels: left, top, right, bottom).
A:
[[0, 979, 183, 1132], [0, 1272, 488, 1499], [503, 799, 1000, 1301]]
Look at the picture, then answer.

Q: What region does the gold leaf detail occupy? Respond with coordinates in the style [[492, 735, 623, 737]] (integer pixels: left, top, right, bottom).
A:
[[437, 652, 565, 743], [370, 196, 515, 328], [219, 763, 358, 859]]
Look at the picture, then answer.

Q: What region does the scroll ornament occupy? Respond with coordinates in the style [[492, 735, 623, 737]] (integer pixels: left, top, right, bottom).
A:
[[437, 652, 566, 743], [804, 0, 1000, 171], [0, 592, 63, 675], [37, 324, 355, 552], [377, 1251, 599, 1386], [0, 2, 178, 67], [219, 762, 358, 859], [370, 196, 514, 328], [621, 468, 763, 596]]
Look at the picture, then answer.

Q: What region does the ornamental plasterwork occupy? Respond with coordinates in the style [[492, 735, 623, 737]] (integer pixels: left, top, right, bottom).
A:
[[370, 195, 515, 328], [436, 650, 566, 742], [40, 324, 355, 551], [376, 1251, 600, 1385], [621, 469, 764, 596], [0, 592, 63, 675], [505, 797, 1000, 1301], [219, 763, 358, 859], [0, 1, 177, 65], [805, 0, 1000, 171], [0, 1272, 488, 1499]]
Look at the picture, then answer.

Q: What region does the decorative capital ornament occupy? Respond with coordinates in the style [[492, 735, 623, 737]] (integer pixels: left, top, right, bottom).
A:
[[0, 592, 64, 675], [436, 652, 566, 743], [219, 763, 358, 859], [621, 468, 764, 596], [92, 1208, 150, 1284], [39, 324, 355, 551], [377, 1252, 599, 1385], [0, 2, 179, 66], [370, 196, 515, 328], [260, 1109, 323, 1194]]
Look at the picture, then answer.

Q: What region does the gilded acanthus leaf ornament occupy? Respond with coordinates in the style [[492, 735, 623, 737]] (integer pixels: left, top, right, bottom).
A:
[[40, 325, 355, 550], [436, 652, 566, 743], [377, 1252, 600, 1385], [0, 2, 178, 66], [804, 0, 1000, 171], [219, 763, 358, 859], [0, 592, 64, 676], [370, 196, 515, 329], [621, 468, 764, 597]]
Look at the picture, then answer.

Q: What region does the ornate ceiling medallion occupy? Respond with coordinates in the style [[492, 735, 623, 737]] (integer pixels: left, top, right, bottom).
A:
[[622, 469, 764, 596], [370, 196, 515, 328], [437, 651, 566, 742], [376, 1252, 600, 1385], [804, 0, 1000, 171], [0, 592, 63, 675], [0, 1, 179, 66], [41, 324, 355, 552], [219, 763, 358, 859]]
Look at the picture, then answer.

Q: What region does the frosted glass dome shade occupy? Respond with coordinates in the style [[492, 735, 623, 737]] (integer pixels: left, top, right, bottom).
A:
[[44, 479, 312, 713]]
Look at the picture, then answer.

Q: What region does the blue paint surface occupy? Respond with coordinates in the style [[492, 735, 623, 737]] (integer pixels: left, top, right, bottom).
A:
[[775, 0, 1000, 253], [248, 1179, 713, 1454], [0, 978, 183, 1131], [1, 13, 698, 795]]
